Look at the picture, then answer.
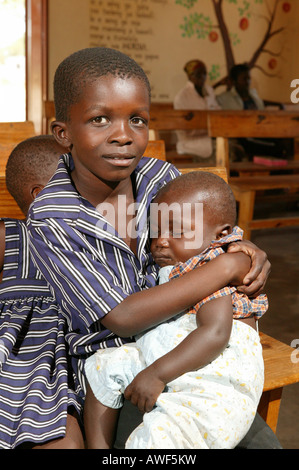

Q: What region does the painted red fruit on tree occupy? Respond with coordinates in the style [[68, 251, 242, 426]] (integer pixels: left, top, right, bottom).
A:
[[268, 58, 277, 69], [239, 18, 249, 30], [282, 2, 291, 13], [209, 31, 218, 42]]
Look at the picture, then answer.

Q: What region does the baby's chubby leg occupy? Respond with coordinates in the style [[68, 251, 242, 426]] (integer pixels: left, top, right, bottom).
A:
[[84, 382, 119, 449]]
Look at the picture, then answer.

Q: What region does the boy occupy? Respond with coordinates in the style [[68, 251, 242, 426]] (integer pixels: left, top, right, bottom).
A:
[[26, 47, 272, 448], [84, 171, 267, 448]]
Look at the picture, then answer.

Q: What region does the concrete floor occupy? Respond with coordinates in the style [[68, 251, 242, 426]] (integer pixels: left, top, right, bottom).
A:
[[249, 198, 299, 449]]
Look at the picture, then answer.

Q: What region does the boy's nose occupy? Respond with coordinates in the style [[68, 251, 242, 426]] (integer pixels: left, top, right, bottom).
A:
[[108, 121, 133, 145]]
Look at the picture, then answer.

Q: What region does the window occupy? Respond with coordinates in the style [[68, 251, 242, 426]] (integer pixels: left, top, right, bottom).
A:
[[0, 0, 26, 122]]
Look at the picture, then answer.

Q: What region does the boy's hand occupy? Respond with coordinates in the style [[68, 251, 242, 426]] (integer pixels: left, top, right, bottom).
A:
[[227, 239, 270, 297], [124, 367, 166, 413]]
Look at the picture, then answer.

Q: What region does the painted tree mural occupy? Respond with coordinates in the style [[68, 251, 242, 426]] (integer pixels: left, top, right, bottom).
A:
[[176, 0, 292, 86]]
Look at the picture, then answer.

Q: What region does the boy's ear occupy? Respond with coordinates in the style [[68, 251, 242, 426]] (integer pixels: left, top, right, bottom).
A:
[[31, 184, 45, 201], [51, 121, 72, 149], [215, 224, 232, 240]]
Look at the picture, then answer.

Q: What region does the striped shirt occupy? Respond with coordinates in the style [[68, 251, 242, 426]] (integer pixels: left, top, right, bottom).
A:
[[169, 226, 268, 320], [0, 219, 82, 448], [27, 153, 180, 362]]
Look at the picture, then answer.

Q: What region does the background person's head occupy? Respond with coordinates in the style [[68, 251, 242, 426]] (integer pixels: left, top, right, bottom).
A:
[[6, 135, 65, 215], [184, 60, 207, 93], [229, 63, 251, 97], [150, 171, 236, 266]]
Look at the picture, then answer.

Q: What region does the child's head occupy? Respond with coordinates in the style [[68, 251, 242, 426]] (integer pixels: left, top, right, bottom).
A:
[[150, 171, 236, 266], [51, 47, 151, 190], [6, 135, 64, 215], [53, 47, 151, 123]]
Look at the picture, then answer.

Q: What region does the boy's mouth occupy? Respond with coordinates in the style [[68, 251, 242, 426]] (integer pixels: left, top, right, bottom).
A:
[[103, 154, 136, 167]]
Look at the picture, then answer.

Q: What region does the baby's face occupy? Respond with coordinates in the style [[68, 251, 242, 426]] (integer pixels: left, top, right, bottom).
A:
[[150, 190, 218, 267]]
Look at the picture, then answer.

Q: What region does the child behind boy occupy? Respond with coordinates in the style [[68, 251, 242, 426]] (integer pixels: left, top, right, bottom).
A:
[[84, 171, 268, 449], [0, 135, 84, 449]]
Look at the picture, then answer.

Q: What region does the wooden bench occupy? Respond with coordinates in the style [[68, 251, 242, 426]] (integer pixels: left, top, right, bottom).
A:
[[0, 121, 36, 176], [0, 121, 36, 219], [0, 176, 24, 219], [258, 332, 299, 433], [229, 160, 299, 177], [208, 110, 299, 239]]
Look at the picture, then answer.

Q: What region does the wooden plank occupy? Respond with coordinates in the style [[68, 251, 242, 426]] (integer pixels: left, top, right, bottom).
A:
[[230, 160, 299, 175], [44, 100, 55, 121], [249, 217, 299, 230], [208, 110, 299, 139], [0, 177, 24, 219], [258, 388, 282, 433], [149, 107, 209, 131], [0, 121, 36, 144], [229, 174, 299, 191], [260, 332, 299, 391], [0, 121, 36, 176], [144, 140, 166, 160]]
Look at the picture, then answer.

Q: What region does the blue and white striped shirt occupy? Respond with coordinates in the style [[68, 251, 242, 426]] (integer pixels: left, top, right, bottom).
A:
[[27, 153, 180, 359]]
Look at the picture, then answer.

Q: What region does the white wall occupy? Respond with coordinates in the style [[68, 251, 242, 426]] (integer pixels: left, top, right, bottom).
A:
[[48, 0, 299, 103]]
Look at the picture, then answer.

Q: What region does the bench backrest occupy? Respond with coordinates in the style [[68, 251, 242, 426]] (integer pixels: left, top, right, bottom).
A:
[[149, 103, 208, 132], [0, 121, 36, 176], [144, 140, 166, 160], [208, 110, 299, 169]]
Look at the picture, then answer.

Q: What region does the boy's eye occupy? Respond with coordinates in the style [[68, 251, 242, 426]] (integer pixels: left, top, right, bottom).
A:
[[91, 116, 109, 124], [130, 117, 147, 127]]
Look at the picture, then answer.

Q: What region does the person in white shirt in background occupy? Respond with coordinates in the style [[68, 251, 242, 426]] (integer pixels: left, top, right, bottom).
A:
[[216, 63, 292, 161], [173, 60, 220, 161]]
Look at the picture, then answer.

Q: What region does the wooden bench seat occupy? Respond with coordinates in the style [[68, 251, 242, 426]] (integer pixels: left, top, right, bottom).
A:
[[258, 332, 299, 433]]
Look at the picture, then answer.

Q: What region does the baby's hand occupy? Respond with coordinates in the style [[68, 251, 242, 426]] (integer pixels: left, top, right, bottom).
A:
[[124, 367, 166, 413]]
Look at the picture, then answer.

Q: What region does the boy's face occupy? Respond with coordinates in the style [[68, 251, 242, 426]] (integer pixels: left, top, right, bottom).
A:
[[150, 190, 219, 267], [60, 75, 150, 186]]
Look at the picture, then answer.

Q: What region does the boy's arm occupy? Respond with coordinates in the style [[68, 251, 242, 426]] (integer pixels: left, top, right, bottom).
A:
[[227, 239, 271, 296], [101, 252, 249, 337], [124, 294, 233, 413]]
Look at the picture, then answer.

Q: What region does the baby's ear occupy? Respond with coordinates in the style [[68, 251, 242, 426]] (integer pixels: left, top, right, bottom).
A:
[[215, 224, 232, 240], [51, 121, 72, 149]]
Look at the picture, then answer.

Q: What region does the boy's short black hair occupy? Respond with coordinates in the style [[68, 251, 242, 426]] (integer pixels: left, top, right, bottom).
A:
[[53, 47, 151, 122], [6, 135, 63, 214]]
